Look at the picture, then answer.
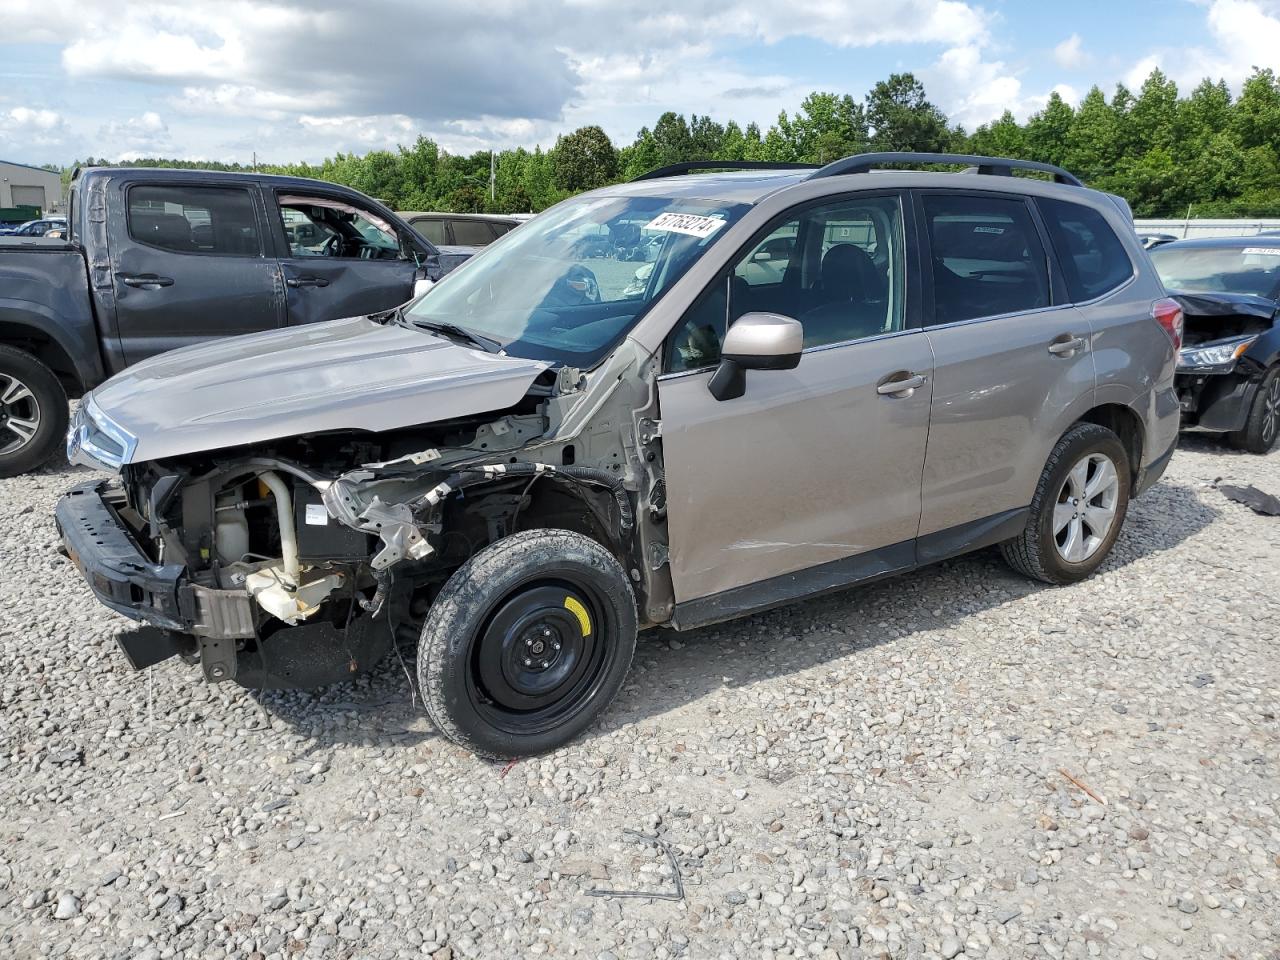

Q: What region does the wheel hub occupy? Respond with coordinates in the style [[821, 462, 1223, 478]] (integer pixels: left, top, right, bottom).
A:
[[521, 625, 563, 670]]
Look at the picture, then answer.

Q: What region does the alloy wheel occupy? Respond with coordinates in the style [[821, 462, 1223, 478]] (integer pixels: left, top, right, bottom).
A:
[[1262, 376, 1280, 448], [0, 374, 41, 456], [1053, 452, 1120, 564]]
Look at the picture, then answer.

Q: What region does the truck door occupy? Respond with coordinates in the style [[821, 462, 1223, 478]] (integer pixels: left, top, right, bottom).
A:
[[109, 182, 283, 364], [270, 191, 420, 326]]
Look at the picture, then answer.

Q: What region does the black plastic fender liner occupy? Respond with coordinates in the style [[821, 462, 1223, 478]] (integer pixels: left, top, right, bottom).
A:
[[412, 462, 635, 532]]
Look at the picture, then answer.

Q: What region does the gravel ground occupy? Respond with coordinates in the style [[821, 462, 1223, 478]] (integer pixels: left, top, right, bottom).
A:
[[1, 437, 1277, 960]]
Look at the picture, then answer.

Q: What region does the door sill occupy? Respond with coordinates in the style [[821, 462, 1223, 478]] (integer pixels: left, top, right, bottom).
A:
[[670, 508, 1028, 631]]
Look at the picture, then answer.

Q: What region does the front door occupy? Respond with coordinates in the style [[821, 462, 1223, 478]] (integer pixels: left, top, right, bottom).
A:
[[658, 193, 932, 606], [914, 190, 1097, 537], [272, 191, 418, 326], [110, 182, 282, 364]]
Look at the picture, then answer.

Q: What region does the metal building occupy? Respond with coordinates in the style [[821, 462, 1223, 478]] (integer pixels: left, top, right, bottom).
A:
[[0, 160, 64, 214]]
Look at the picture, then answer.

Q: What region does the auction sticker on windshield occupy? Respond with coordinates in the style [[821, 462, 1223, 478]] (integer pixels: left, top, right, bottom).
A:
[[644, 212, 727, 239]]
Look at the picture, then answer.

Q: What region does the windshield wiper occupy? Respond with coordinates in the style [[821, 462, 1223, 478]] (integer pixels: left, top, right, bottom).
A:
[[408, 317, 501, 353]]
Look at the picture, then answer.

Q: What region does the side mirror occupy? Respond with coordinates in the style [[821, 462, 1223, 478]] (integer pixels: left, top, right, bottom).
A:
[[708, 312, 803, 401], [752, 249, 772, 262]]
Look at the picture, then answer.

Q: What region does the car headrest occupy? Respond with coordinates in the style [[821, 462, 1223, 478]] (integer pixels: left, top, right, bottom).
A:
[[821, 243, 881, 300]]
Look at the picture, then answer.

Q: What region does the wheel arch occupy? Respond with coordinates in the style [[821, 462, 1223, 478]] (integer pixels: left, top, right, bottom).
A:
[[0, 315, 88, 397], [1075, 403, 1144, 486]]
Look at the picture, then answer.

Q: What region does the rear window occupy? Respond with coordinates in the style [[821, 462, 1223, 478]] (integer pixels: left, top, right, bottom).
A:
[[450, 218, 497, 246], [1039, 198, 1134, 302], [922, 194, 1050, 324], [411, 218, 448, 246], [128, 185, 261, 256]]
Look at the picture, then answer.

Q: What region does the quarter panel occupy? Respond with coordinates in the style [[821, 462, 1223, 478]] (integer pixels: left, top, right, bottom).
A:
[[1085, 274, 1179, 470]]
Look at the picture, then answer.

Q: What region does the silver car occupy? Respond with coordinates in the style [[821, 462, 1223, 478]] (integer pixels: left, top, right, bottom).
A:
[[56, 152, 1182, 758]]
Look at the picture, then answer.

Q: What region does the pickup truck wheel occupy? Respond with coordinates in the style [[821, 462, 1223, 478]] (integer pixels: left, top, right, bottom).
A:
[[0, 346, 68, 478], [1000, 422, 1131, 585], [1228, 365, 1280, 454], [418, 529, 637, 759]]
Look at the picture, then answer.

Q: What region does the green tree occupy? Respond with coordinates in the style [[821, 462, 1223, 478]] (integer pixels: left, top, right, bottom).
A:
[[1024, 92, 1075, 166], [865, 73, 953, 152], [551, 125, 618, 192]]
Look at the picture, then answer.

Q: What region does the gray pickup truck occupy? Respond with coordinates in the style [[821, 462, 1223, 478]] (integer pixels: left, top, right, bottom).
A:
[[0, 166, 473, 476]]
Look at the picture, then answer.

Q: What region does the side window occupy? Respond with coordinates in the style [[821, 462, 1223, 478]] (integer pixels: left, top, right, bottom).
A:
[[412, 218, 449, 246], [1038, 198, 1134, 302], [128, 185, 261, 256], [922, 194, 1049, 324], [450, 218, 496, 246], [736, 224, 797, 287], [277, 194, 403, 260], [669, 195, 906, 372], [490, 222, 513, 238]]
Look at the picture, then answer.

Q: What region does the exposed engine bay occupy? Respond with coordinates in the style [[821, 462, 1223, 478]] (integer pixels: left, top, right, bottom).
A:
[[93, 350, 673, 689]]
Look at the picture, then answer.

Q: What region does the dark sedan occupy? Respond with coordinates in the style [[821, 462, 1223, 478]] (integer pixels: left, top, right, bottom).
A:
[[1150, 237, 1280, 453]]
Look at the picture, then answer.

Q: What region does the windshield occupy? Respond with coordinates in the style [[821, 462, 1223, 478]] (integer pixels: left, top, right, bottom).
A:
[[1150, 244, 1280, 298], [405, 194, 748, 366]]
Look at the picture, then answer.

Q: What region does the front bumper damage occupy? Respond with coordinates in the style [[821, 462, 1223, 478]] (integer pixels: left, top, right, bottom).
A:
[[55, 480, 256, 639], [54, 480, 395, 688], [1175, 366, 1261, 433]]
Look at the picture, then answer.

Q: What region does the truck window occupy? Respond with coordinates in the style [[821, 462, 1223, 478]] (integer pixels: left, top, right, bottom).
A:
[[127, 185, 261, 256], [277, 194, 404, 260]]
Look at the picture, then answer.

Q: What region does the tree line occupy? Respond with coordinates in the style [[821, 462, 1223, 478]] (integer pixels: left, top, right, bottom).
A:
[[71, 68, 1280, 219]]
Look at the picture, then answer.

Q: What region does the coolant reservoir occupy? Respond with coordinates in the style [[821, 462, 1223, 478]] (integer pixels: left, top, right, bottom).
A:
[[215, 489, 250, 565]]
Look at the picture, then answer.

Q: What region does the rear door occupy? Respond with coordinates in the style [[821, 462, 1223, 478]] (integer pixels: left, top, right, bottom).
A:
[[915, 190, 1096, 540], [109, 181, 282, 364], [270, 191, 419, 326]]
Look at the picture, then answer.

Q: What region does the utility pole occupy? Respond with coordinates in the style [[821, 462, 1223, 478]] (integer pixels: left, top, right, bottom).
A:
[[253, 151, 258, 173], [490, 150, 496, 204]]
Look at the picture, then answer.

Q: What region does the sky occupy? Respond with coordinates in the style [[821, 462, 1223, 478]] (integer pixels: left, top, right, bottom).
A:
[[1, 0, 1278, 167]]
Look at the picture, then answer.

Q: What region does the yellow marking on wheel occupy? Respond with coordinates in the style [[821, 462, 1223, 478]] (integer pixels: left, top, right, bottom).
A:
[[564, 596, 592, 636]]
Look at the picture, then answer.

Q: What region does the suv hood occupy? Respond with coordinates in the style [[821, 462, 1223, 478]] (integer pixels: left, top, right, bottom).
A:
[[90, 315, 551, 463]]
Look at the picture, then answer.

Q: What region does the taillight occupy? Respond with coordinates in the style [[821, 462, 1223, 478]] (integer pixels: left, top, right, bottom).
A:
[[1152, 297, 1183, 351]]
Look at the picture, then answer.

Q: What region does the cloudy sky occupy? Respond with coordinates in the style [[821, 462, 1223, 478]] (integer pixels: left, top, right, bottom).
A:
[[2, 0, 1278, 166]]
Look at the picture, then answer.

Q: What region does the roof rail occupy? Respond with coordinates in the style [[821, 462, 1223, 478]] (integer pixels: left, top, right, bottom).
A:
[[632, 160, 818, 181], [808, 152, 1084, 187]]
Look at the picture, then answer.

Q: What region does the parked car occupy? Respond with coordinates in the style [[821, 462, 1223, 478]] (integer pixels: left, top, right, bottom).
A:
[[1149, 236, 1280, 453], [0, 216, 66, 237], [399, 211, 520, 247], [56, 152, 1180, 759], [0, 166, 473, 477]]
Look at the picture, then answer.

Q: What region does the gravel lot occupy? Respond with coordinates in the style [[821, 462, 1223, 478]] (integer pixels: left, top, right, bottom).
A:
[[2, 437, 1277, 960]]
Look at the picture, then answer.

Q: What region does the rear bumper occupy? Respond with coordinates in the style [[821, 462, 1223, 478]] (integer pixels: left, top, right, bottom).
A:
[[55, 481, 257, 650], [1135, 432, 1177, 496]]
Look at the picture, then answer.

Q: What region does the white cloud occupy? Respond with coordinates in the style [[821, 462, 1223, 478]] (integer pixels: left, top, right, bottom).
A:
[[1127, 0, 1280, 90], [97, 111, 174, 158], [5, 0, 998, 162], [0, 107, 71, 146], [923, 42, 1085, 130], [1053, 33, 1087, 69]]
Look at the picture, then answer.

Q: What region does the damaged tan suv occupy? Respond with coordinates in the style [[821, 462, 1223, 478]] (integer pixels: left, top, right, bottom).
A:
[[57, 153, 1182, 758]]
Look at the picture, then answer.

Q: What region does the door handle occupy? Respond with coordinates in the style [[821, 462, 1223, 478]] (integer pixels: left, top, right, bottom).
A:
[[286, 276, 331, 288], [118, 273, 174, 288], [1048, 335, 1086, 356], [877, 373, 927, 397]]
